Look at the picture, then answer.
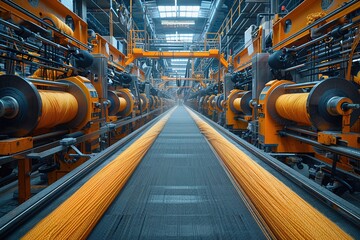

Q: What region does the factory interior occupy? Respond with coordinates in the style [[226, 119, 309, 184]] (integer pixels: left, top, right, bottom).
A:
[[0, 0, 360, 238]]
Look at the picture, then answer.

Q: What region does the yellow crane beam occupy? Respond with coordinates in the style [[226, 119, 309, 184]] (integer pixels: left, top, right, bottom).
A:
[[165, 86, 193, 90], [125, 48, 228, 68]]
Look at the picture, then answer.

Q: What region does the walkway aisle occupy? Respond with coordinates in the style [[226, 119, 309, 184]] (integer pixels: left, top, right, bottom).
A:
[[89, 106, 265, 239]]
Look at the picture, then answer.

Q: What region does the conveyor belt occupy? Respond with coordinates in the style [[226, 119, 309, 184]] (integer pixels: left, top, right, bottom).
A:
[[1, 106, 359, 239], [89, 106, 266, 239]]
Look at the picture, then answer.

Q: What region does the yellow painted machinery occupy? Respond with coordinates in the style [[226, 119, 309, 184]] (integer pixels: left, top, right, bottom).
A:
[[206, 94, 216, 116], [0, 0, 174, 202], [0, 75, 100, 138], [225, 90, 252, 130], [262, 1, 360, 194], [108, 89, 134, 118], [215, 24, 270, 134], [213, 94, 225, 113], [138, 93, 149, 113], [186, 0, 360, 194], [258, 78, 360, 152]]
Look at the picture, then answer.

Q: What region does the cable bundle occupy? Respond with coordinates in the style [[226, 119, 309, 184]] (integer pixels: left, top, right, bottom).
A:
[[22, 110, 173, 239], [187, 107, 351, 239]]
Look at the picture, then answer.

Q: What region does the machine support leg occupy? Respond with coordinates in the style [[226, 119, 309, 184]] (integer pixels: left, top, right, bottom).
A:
[[331, 154, 339, 178], [18, 158, 31, 203]]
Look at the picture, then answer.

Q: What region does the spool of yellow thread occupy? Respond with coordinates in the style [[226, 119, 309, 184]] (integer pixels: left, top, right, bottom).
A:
[[275, 93, 311, 125], [118, 97, 127, 113], [41, 13, 74, 37], [233, 98, 243, 112], [36, 90, 78, 129]]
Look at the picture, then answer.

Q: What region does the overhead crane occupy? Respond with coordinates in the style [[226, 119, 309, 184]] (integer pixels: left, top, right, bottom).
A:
[[125, 48, 229, 68], [160, 76, 215, 82]]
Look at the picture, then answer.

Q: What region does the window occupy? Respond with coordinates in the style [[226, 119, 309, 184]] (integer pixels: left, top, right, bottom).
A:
[[158, 5, 200, 18]]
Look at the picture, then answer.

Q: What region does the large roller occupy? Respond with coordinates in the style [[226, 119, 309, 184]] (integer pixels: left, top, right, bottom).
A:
[[207, 95, 216, 113], [268, 78, 360, 130], [202, 95, 210, 111], [139, 93, 149, 112], [214, 94, 225, 112], [148, 96, 156, 110], [0, 75, 88, 137], [228, 90, 252, 115], [108, 89, 134, 117], [154, 96, 161, 108]]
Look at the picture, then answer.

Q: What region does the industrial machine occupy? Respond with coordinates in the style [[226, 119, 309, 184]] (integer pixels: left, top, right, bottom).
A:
[[0, 0, 173, 202], [0, 1, 360, 238], [187, 0, 360, 194]]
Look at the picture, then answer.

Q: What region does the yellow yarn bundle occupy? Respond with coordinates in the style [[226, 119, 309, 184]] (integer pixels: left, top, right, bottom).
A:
[[22, 110, 173, 239], [187, 107, 351, 240]]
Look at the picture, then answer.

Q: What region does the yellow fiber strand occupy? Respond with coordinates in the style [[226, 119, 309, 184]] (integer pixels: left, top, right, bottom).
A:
[[22, 110, 173, 239], [36, 90, 78, 129], [30, 68, 62, 80], [275, 93, 311, 125], [187, 107, 352, 240]]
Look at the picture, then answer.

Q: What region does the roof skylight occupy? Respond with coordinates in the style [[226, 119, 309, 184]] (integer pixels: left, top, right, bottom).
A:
[[158, 5, 200, 18]]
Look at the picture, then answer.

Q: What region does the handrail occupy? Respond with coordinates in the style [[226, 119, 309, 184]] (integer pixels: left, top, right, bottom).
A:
[[214, 0, 243, 43]]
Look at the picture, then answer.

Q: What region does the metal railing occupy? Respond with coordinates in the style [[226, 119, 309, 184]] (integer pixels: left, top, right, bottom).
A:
[[214, 0, 244, 45]]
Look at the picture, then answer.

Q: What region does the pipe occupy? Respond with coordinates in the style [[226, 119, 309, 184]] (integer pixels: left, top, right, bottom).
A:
[[271, 0, 278, 14], [32, 130, 69, 141], [284, 82, 319, 89], [256, 13, 276, 27], [279, 131, 360, 161], [284, 126, 317, 137], [0, 19, 67, 50], [2, 0, 89, 49]]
